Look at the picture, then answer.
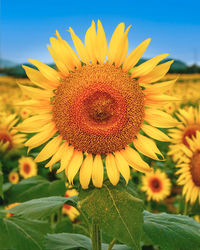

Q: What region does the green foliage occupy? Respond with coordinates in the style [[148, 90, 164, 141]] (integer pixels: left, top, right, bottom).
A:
[[6, 176, 66, 202], [0, 163, 3, 198], [79, 180, 144, 249], [143, 211, 200, 250], [5, 196, 77, 219], [0, 217, 50, 250]]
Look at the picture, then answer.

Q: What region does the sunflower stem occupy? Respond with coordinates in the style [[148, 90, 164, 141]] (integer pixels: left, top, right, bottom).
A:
[[183, 201, 188, 215], [107, 238, 117, 250], [91, 220, 102, 250]]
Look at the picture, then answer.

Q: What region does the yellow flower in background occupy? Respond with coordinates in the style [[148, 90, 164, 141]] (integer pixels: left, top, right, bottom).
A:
[[17, 20, 178, 189], [19, 156, 37, 179], [5, 203, 21, 218], [62, 189, 79, 221], [141, 169, 171, 202], [194, 215, 200, 223], [8, 172, 19, 184], [19, 107, 31, 120], [176, 131, 200, 205], [168, 105, 200, 162], [0, 113, 26, 153]]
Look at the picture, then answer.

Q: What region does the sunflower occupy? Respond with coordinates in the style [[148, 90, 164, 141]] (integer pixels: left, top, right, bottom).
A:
[[5, 203, 21, 218], [8, 172, 19, 184], [176, 131, 200, 205], [19, 156, 37, 179], [141, 169, 171, 202], [0, 113, 25, 153], [17, 20, 178, 189], [168, 105, 200, 162], [62, 189, 80, 221]]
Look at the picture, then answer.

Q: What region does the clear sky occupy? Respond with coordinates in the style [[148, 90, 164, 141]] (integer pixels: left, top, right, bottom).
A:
[[1, 0, 200, 65]]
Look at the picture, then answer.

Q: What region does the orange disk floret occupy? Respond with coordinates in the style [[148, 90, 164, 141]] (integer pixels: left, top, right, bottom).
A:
[[190, 150, 200, 186], [0, 131, 13, 150], [182, 125, 200, 147], [148, 177, 163, 193], [53, 64, 144, 154]]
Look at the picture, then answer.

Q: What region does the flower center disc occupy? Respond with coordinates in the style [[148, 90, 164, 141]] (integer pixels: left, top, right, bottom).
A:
[[149, 177, 162, 192], [190, 150, 200, 186], [53, 64, 144, 154], [0, 130, 13, 150], [182, 125, 200, 147], [23, 163, 31, 174]]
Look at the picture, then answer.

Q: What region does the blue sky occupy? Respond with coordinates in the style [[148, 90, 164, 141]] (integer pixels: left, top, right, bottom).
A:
[[1, 0, 200, 65]]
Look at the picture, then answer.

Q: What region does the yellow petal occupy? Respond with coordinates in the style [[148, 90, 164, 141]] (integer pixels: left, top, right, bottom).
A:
[[145, 94, 181, 106], [22, 65, 57, 89], [131, 53, 169, 78], [114, 25, 131, 67], [114, 151, 130, 184], [25, 123, 57, 150], [96, 20, 107, 64], [67, 150, 83, 185], [28, 59, 61, 83], [85, 21, 97, 63], [133, 134, 164, 160], [123, 38, 151, 72], [141, 124, 170, 141], [79, 153, 93, 189], [16, 114, 52, 133], [138, 61, 174, 84], [92, 154, 104, 188], [144, 79, 177, 95], [35, 136, 62, 162], [69, 27, 90, 64], [55, 30, 81, 68], [144, 109, 178, 128], [120, 146, 152, 173], [18, 84, 52, 100], [108, 23, 125, 65], [105, 153, 120, 186], [57, 146, 74, 174], [45, 142, 69, 169]]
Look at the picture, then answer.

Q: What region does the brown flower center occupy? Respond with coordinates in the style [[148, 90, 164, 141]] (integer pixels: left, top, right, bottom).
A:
[[182, 125, 200, 147], [53, 64, 144, 154], [149, 177, 162, 192], [190, 150, 200, 186], [0, 130, 13, 150], [23, 163, 31, 174]]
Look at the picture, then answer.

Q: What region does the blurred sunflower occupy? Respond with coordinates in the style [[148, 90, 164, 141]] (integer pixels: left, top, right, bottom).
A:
[[0, 113, 25, 153], [141, 169, 171, 202], [176, 131, 200, 205], [168, 105, 200, 162], [62, 189, 79, 221], [19, 156, 37, 179], [8, 172, 19, 184], [5, 203, 21, 218], [17, 20, 178, 188]]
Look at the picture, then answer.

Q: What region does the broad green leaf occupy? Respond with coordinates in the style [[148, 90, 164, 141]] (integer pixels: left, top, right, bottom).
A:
[[6, 196, 77, 219], [44, 233, 92, 250], [6, 176, 66, 202], [79, 180, 143, 249], [0, 163, 3, 198], [0, 217, 50, 250], [143, 211, 200, 250], [55, 218, 73, 233]]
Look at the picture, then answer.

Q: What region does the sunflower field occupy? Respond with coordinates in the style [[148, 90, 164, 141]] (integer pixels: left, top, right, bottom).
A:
[[1, 22, 200, 250]]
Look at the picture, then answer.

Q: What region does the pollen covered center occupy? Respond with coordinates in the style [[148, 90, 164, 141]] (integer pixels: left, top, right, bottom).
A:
[[190, 150, 200, 186], [0, 130, 13, 150], [182, 125, 200, 147], [149, 177, 162, 192], [23, 163, 31, 174], [53, 64, 144, 154]]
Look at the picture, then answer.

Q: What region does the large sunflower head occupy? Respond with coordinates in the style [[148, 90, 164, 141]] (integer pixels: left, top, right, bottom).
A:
[[168, 105, 200, 162], [0, 113, 25, 153], [176, 131, 200, 205], [141, 169, 171, 202], [18, 156, 38, 179], [17, 21, 178, 189]]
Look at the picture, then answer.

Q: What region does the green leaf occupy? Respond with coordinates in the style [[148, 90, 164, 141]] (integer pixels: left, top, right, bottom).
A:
[[44, 233, 92, 250], [0, 217, 50, 250], [143, 210, 200, 250], [79, 180, 143, 249], [55, 218, 73, 234], [6, 196, 77, 219], [0, 162, 3, 198], [6, 176, 66, 202]]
